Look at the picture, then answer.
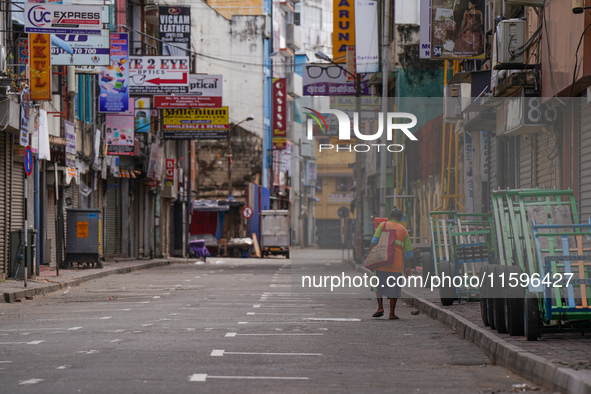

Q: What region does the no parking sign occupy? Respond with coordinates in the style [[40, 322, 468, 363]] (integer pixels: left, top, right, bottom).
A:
[[242, 206, 253, 219], [24, 146, 33, 177]]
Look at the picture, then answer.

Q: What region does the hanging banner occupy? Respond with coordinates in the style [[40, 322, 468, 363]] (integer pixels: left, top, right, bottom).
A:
[[99, 32, 129, 113], [105, 115, 134, 156], [17, 38, 28, 80], [354, 0, 379, 73], [333, 0, 355, 63], [24, 4, 106, 35], [420, 0, 432, 59], [431, 0, 485, 59], [159, 6, 191, 57], [29, 33, 52, 101], [64, 120, 76, 168], [51, 30, 110, 66], [272, 78, 287, 150], [38, 109, 51, 160], [129, 56, 190, 94], [464, 132, 474, 213], [19, 89, 30, 147]]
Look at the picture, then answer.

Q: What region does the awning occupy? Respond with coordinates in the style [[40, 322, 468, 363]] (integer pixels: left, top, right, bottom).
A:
[[192, 200, 230, 212]]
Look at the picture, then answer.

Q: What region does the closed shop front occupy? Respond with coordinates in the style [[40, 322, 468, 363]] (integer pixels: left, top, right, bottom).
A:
[[105, 176, 122, 257], [519, 135, 533, 189], [0, 133, 11, 279]]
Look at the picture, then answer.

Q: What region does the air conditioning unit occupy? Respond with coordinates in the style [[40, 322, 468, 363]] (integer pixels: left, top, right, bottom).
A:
[[444, 84, 462, 121], [161, 185, 177, 199], [497, 19, 526, 65]]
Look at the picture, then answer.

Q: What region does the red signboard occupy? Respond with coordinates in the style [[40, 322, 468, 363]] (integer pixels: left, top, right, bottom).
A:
[[154, 95, 222, 109], [165, 159, 175, 186], [272, 78, 287, 150]]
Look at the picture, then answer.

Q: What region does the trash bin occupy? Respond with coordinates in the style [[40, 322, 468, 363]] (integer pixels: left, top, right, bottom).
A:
[[64, 208, 102, 268]]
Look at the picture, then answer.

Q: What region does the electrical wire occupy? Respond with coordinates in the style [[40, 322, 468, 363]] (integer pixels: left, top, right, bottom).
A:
[[568, 10, 591, 97]]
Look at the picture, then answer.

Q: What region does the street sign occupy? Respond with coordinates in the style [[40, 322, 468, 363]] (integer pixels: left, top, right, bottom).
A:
[[24, 146, 33, 177], [129, 56, 190, 94], [242, 206, 253, 219]]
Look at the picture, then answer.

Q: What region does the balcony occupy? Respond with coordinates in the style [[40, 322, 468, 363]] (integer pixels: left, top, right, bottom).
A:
[[285, 23, 302, 51]]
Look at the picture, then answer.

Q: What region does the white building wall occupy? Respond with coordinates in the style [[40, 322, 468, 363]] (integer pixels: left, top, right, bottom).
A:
[[299, 0, 332, 60], [161, 1, 266, 138]]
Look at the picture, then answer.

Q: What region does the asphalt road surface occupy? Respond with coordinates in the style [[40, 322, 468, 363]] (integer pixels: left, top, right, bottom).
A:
[[0, 250, 545, 393]]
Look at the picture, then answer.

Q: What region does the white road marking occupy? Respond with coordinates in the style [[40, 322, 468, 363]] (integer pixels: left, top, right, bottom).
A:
[[153, 296, 161, 299], [303, 318, 361, 322], [253, 304, 261, 308], [68, 327, 83, 331], [77, 350, 99, 354], [100, 316, 112, 320], [189, 374, 308, 382], [107, 339, 123, 343], [238, 322, 248, 325], [56, 365, 69, 369], [210, 349, 322, 357], [19, 379, 44, 385], [142, 324, 154, 327], [0, 361, 13, 363], [269, 284, 291, 288], [225, 333, 323, 337]]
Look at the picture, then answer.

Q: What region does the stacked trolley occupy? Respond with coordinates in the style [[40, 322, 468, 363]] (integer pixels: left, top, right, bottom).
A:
[[428, 211, 495, 305], [482, 189, 591, 340]]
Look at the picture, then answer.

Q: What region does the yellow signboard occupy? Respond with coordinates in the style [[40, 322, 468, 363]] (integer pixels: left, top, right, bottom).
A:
[[162, 107, 229, 130], [77, 221, 89, 238], [29, 34, 52, 101], [333, 0, 355, 63]]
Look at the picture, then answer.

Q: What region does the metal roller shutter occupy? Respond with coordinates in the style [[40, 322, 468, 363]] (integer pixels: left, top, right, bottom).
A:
[[580, 99, 591, 222], [129, 185, 138, 258], [489, 134, 498, 191], [519, 135, 533, 189], [105, 177, 122, 257], [47, 186, 57, 270], [535, 130, 558, 188], [139, 185, 144, 257], [11, 164, 25, 232], [0, 133, 10, 278]]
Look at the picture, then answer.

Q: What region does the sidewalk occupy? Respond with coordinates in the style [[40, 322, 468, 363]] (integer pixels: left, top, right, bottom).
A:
[[1, 258, 185, 303], [348, 261, 591, 394]]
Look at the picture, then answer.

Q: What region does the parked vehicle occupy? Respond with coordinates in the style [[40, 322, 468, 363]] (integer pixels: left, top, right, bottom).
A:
[[260, 210, 290, 258]]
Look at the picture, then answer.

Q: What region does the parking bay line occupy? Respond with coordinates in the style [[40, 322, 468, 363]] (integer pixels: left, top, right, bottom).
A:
[[190, 374, 308, 382], [210, 349, 322, 357]]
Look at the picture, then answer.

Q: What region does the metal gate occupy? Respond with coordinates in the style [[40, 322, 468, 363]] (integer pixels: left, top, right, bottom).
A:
[[580, 99, 591, 221], [11, 163, 24, 232], [489, 134, 498, 191]]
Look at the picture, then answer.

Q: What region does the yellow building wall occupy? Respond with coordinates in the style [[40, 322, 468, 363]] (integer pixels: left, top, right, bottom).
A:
[[207, 0, 264, 19], [315, 139, 356, 220]]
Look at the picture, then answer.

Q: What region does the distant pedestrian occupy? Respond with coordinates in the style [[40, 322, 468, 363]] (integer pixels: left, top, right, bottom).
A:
[[369, 208, 413, 320]]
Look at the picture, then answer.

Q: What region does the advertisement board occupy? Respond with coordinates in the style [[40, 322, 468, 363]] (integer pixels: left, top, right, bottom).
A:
[[159, 6, 191, 56], [29, 33, 52, 101], [272, 78, 287, 150], [106, 115, 134, 156], [302, 63, 370, 96], [332, 0, 355, 62], [65, 120, 76, 168], [154, 74, 223, 108], [129, 56, 189, 94], [162, 107, 228, 140], [25, 4, 106, 35], [51, 30, 110, 65], [99, 33, 129, 113], [354, 0, 379, 73], [430, 0, 485, 59]]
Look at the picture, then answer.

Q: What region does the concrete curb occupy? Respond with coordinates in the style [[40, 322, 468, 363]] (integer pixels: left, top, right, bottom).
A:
[[2, 260, 175, 303], [347, 261, 591, 394]]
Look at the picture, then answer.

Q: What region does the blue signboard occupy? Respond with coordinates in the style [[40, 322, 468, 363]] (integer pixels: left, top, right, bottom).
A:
[[99, 33, 129, 113], [24, 146, 33, 177]]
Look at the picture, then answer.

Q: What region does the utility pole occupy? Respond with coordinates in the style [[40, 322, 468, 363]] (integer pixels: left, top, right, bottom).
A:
[[380, 0, 390, 218]]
